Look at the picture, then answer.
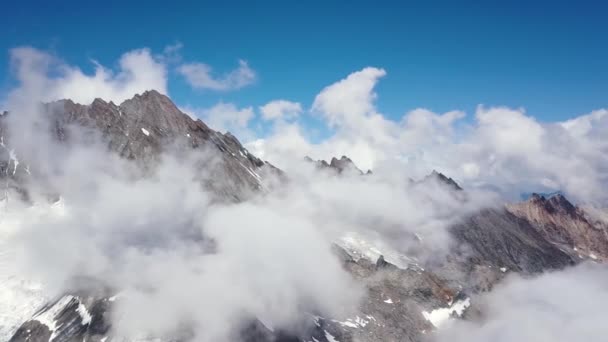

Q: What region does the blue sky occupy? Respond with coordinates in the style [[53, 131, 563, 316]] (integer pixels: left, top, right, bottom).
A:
[[1, 1, 606, 123]]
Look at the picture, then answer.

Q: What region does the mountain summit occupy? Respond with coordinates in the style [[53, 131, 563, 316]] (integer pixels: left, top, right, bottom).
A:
[[304, 155, 368, 175], [0, 90, 279, 202], [507, 193, 608, 261]]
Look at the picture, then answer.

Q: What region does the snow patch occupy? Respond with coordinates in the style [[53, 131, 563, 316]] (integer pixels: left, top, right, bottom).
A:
[[0, 277, 47, 341], [238, 161, 262, 184], [9, 149, 19, 175], [422, 297, 471, 328], [384, 298, 393, 304], [337, 232, 421, 270], [34, 295, 75, 340], [324, 330, 339, 342], [141, 128, 150, 136], [335, 315, 370, 329], [500, 267, 507, 273], [0, 201, 68, 340], [76, 300, 92, 325]]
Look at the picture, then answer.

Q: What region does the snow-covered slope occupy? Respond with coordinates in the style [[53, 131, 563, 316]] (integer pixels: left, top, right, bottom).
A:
[[0, 201, 66, 340]]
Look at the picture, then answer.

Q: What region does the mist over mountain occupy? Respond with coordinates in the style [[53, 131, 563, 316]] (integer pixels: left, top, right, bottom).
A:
[[2, 4, 608, 339], [0, 88, 606, 342]]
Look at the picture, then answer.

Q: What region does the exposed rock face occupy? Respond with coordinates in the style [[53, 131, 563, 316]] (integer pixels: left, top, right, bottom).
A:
[[0, 90, 280, 202], [328, 156, 363, 175], [9, 280, 113, 342], [9, 294, 111, 342], [507, 193, 608, 261], [450, 208, 575, 274], [335, 252, 457, 342]]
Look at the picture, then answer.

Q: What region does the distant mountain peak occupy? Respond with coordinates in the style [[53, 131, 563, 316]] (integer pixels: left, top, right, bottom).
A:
[[423, 170, 463, 191], [130, 89, 167, 100], [305, 155, 365, 175], [520, 190, 564, 201], [527, 192, 577, 217], [508, 191, 608, 262]]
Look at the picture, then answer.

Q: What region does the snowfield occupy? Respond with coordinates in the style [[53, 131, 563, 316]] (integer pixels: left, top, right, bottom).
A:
[[0, 199, 65, 340]]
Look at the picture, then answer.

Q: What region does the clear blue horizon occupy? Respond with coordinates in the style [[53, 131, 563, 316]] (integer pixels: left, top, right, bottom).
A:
[[1, 1, 606, 123]]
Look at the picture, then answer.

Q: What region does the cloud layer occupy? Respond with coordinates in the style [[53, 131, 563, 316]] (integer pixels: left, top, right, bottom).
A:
[[434, 263, 608, 342], [249, 68, 608, 204], [6, 47, 167, 106], [260, 100, 302, 121]]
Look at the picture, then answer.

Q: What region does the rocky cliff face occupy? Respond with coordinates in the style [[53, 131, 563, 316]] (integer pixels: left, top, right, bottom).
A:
[[507, 193, 608, 261]]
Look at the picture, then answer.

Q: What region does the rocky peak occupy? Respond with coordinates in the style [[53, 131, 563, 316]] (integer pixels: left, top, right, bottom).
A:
[[305, 155, 364, 175], [0, 90, 279, 202], [529, 193, 578, 218], [423, 170, 463, 191], [507, 193, 608, 261], [119, 89, 197, 134], [328, 155, 360, 173]]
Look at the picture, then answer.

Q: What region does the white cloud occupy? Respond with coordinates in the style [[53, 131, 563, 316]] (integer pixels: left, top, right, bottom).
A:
[[560, 109, 608, 144], [160, 42, 184, 64], [5, 46, 168, 106], [185, 102, 255, 140], [177, 59, 256, 91], [312, 67, 386, 128], [259, 100, 302, 121], [434, 263, 608, 342], [475, 106, 544, 156], [249, 67, 608, 204]]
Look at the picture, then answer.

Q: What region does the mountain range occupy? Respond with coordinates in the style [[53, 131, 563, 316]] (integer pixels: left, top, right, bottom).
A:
[[1, 91, 606, 342]]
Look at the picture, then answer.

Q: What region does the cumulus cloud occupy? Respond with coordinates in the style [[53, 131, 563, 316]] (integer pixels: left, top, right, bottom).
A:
[[4, 46, 168, 106], [260, 100, 302, 121], [183, 102, 256, 140], [249, 67, 608, 204], [433, 263, 608, 342], [312, 67, 386, 128], [177, 59, 256, 91]]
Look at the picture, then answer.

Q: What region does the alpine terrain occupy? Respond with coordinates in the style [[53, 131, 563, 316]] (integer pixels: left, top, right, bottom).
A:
[[0, 91, 606, 342]]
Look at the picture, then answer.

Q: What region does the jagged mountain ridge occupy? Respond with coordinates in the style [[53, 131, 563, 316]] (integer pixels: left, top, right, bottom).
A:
[[0, 90, 281, 202], [422, 170, 463, 191], [304, 155, 370, 175], [507, 193, 608, 261]]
